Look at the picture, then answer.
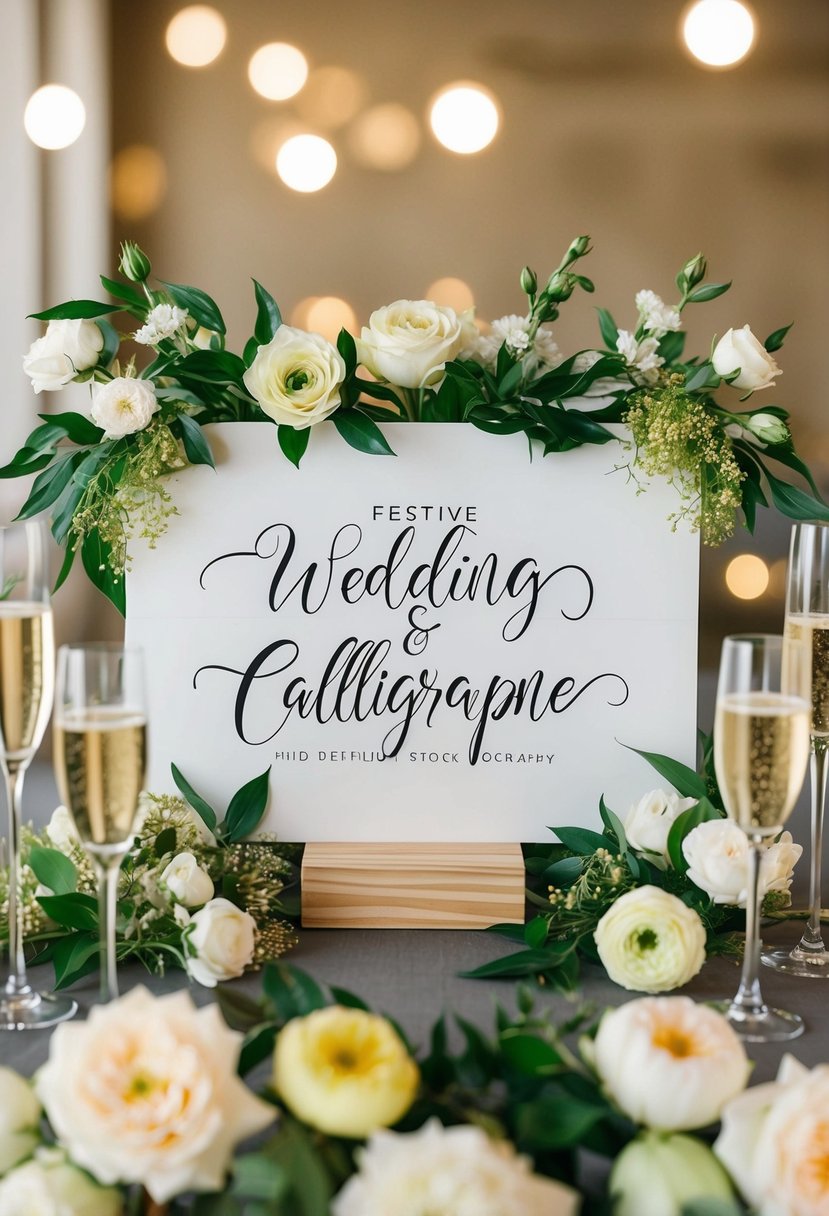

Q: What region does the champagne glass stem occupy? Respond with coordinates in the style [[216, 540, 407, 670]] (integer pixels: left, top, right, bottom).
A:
[[95, 859, 121, 1002], [801, 739, 828, 951], [730, 838, 765, 1018], [2, 762, 31, 999]]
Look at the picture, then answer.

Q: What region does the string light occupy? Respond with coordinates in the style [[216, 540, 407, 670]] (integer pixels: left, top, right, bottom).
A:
[[429, 83, 500, 154], [276, 134, 337, 192], [682, 0, 755, 68], [24, 85, 85, 150], [165, 6, 227, 68], [725, 554, 769, 600]]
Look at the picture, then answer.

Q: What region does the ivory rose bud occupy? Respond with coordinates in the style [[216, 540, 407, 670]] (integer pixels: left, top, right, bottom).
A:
[[184, 897, 256, 987], [243, 326, 346, 429], [0, 1067, 41, 1175], [715, 1055, 829, 1216], [712, 325, 781, 392], [623, 789, 698, 867], [594, 886, 706, 993], [683, 819, 801, 906], [610, 1132, 734, 1216], [593, 996, 750, 1131], [90, 376, 158, 438], [0, 1151, 121, 1216], [358, 299, 466, 388], [274, 1006, 419, 1138], [23, 319, 104, 393], [161, 852, 214, 907], [35, 986, 274, 1203]]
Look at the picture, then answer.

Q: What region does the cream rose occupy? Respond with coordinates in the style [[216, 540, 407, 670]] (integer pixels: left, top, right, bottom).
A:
[[0, 1151, 121, 1216], [358, 300, 466, 388], [716, 1054, 829, 1216], [624, 789, 699, 867], [274, 1006, 419, 1138], [683, 819, 801, 906], [90, 376, 159, 438], [594, 886, 707, 993], [712, 325, 781, 392], [161, 851, 214, 907], [332, 1119, 580, 1216], [592, 996, 750, 1131], [23, 319, 104, 394], [35, 986, 274, 1203], [44, 807, 78, 854], [243, 326, 346, 429], [0, 1068, 41, 1175], [184, 897, 256, 987], [610, 1132, 734, 1216]]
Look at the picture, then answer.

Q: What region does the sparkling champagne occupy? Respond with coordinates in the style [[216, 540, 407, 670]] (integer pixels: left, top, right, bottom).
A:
[[54, 710, 146, 849], [0, 603, 54, 762], [715, 692, 810, 834], [785, 614, 829, 737]]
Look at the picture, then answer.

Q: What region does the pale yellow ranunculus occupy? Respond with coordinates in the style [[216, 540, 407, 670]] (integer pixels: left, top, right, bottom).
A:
[[273, 1005, 419, 1137]]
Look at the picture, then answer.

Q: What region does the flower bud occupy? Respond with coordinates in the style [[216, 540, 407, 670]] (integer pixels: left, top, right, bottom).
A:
[[520, 266, 537, 296], [611, 1132, 734, 1216], [680, 253, 707, 289], [119, 241, 152, 282], [564, 235, 591, 263], [746, 412, 789, 446]]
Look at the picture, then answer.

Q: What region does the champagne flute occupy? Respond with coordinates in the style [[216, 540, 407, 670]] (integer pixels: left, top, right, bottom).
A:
[[0, 520, 76, 1029], [54, 645, 146, 1002], [714, 634, 810, 1041], [764, 522, 829, 976]]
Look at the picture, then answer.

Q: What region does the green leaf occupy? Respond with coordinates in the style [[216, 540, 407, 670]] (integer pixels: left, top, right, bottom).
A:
[[223, 767, 271, 842], [49, 934, 100, 989], [28, 846, 77, 895], [215, 985, 266, 1033], [524, 915, 549, 948], [238, 1022, 280, 1077], [658, 329, 686, 363], [499, 1030, 562, 1074], [16, 452, 83, 521], [263, 963, 327, 1020], [332, 410, 396, 456], [764, 323, 792, 353], [0, 452, 54, 480], [36, 411, 104, 445], [277, 424, 311, 468], [177, 349, 246, 382], [81, 531, 125, 616], [160, 280, 226, 335], [53, 537, 77, 594], [252, 279, 282, 345], [100, 275, 145, 310], [762, 444, 822, 499], [154, 827, 178, 857], [764, 469, 829, 524], [667, 797, 724, 873], [621, 743, 708, 798], [231, 1149, 290, 1202], [515, 1094, 607, 1149], [37, 892, 98, 931], [171, 763, 218, 833], [681, 1201, 744, 1216], [329, 985, 370, 1010], [460, 944, 575, 981], [28, 299, 118, 320], [337, 327, 357, 373], [178, 413, 216, 468], [685, 362, 720, 393], [596, 307, 619, 349], [95, 318, 121, 368], [686, 281, 731, 303], [554, 826, 615, 855]]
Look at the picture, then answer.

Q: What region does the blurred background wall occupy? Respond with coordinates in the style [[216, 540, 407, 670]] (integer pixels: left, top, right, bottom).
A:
[[6, 0, 829, 702]]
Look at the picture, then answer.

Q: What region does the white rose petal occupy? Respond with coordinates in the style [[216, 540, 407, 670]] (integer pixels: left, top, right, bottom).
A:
[[161, 852, 214, 907], [184, 897, 256, 987], [594, 885, 707, 993], [45, 806, 78, 854], [90, 376, 159, 438], [624, 789, 698, 867], [683, 820, 801, 906], [593, 996, 751, 1131], [23, 319, 104, 394], [358, 299, 465, 388], [712, 325, 781, 392], [0, 1152, 121, 1216], [243, 326, 346, 430], [35, 986, 274, 1204], [0, 1067, 41, 1175]]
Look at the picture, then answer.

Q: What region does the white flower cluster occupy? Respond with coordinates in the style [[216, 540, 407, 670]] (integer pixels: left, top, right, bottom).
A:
[[635, 289, 681, 337], [613, 289, 681, 385], [133, 303, 189, 346]]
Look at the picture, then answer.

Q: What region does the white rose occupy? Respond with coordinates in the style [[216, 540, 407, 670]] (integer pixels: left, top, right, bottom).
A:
[[35, 986, 274, 1203], [23, 319, 104, 394], [90, 376, 159, 438], [184, 897, 256, 987], [0, 1151, 121, 1216], [610, 1131, 735, 1216], [712, 325, 781, 392], [243, 326, 346, 430], [45, 806, 78, 854], [624, 789, 699, 867], [358, 299, 466, 388], [161, 851, 214, 907], [0, 1068, 41, 1175], [594, 886, 707, 993], [592, 996, 750, 1131], [715, 1054, 829, 1216], [332, 1119, 579, 1216], [683, 820, 802, 906]]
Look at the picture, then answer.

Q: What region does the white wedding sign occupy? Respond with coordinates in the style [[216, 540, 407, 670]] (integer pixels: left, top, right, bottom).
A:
[[126, 422, 698, 841]]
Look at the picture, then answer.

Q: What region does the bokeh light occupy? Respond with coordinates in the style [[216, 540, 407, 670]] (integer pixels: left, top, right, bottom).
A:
[[429, 83, 500, 154], [348, 103, 421, 171], [291, 296, 357, 343], [296, 66, 368, 130], [426, 277, 475, 312], [110, 145, 168, 221], [682, 0, 755, 67], [248, 43, 309, 101], [725, 554, 769, 600], [165, 6, 227, 68], [24, 85, 86, 150], [276, 134, 337, 192]]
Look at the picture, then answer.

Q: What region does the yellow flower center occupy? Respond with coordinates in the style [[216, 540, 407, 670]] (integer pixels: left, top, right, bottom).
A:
[[651, 1026, 696, 1058], [802, 1121, 829, 1198]]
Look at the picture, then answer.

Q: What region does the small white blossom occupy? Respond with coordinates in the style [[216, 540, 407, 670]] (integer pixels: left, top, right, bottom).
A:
[[466, 315, 562, 373], [635, 289, 681, 337], [616, 330, 664, 384], [134, 304, 188, 346]]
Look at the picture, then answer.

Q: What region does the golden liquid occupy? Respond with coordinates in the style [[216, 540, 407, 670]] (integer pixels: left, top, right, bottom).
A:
[[54, 710, 146, 848], [785, 614, 829, 737], [0, 603, 54, 761], [714, 693, 810, 835]]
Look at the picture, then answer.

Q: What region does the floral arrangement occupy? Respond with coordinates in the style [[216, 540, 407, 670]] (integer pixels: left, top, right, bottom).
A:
[[0, 766, 298, 991], [4, 237, 827, 612], [466, 738, 802, 992], [0, 961, 823, 1215]]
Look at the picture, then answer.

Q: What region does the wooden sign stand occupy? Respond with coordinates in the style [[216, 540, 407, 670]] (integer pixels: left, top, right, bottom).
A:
[[301, 842, 526, 929]]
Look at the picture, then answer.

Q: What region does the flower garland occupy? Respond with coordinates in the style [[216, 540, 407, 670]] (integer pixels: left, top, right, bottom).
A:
[[3, 238, 827, 612]]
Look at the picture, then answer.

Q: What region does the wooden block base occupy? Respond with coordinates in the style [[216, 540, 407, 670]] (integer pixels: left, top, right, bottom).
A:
[[301, 842, 525, 929]]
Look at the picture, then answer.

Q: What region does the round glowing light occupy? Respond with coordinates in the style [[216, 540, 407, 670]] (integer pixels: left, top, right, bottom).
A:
[[682, 0, 755, 68], [301, 296, 357, 343], [24, 85, 86, 150], [110, 145, 168, 221], [248, 42, 308, 101], [296, 66, 368, 130], [426, 277, 475, 313], [165, 6, 227, 68], [348, 103, 421, 171], [276, 134, 337, 192], [725, 554, 769, 600], [428, 82, 500, 155]]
